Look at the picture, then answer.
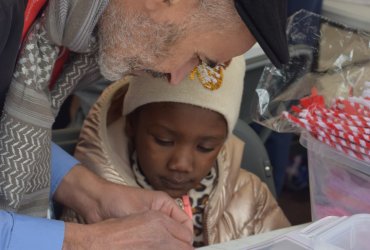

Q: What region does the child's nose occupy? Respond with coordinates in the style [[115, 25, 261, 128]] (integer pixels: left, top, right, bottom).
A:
[[168, 147, 194, 172]]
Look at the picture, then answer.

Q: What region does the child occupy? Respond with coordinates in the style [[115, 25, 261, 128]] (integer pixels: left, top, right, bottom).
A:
[[61, 56, 290, 247]]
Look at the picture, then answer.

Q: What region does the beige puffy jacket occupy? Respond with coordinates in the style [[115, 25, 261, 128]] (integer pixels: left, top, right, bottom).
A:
[[63, 79, 290, 244]]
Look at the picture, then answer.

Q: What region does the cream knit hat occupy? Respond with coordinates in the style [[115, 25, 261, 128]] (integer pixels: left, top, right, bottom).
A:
[[123, 55, 246, 134]]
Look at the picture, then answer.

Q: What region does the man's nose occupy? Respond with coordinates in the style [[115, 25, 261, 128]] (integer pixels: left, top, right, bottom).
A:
[[168, 146, 194, 172], [169, 58, 199, 84]]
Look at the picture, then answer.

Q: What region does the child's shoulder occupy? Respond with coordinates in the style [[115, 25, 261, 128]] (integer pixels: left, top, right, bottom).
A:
[[237, 168, 264, 185], [234, 168, 272, 197]]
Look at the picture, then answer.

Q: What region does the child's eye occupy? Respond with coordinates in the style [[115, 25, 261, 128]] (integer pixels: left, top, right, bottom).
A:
[[154, 137, 173, 146]]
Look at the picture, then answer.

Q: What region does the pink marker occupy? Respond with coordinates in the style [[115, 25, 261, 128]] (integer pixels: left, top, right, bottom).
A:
[[182, 195, 192, 219]]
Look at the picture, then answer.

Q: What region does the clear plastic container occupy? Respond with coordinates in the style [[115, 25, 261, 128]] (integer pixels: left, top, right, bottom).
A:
[[313, 214, 370, 250], [300, 133, 370, 221]]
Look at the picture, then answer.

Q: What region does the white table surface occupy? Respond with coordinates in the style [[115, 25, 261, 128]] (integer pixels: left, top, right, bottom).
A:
[[197, 224, 309, 250]]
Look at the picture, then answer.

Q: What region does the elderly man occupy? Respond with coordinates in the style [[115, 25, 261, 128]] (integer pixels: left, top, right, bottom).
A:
[[0, 0, 289, 249]]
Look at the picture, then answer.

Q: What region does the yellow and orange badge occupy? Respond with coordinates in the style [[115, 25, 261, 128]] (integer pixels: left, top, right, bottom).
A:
[[190, 63, 224, 91]]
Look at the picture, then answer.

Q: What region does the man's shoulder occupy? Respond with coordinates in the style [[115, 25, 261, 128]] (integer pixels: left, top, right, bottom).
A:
[[0, 0, 27, 28], [0, 0, 27, 12]]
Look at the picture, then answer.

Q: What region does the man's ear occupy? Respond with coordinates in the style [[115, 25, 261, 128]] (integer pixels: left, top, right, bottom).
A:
[[145, 0, 185, 11], [165, 0, 182, 4], [144, 0, 174, 11], [143, 0, 197, 22]]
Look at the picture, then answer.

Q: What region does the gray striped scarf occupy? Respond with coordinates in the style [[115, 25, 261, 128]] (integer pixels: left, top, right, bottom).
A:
[[0, 0, 109, 217]]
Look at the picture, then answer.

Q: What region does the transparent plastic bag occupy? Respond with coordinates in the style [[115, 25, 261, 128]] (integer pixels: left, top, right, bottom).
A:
[[251, 10, 370, 133]]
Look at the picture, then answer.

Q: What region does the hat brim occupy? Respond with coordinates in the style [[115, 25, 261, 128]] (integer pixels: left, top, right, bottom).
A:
[[235, 0, 289, 68]]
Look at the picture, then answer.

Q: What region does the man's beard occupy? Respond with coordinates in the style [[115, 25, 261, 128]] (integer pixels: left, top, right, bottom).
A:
[[98, 5, 184, 81]]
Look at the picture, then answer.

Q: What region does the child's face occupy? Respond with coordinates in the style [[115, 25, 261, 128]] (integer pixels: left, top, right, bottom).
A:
[[127, 102, 228, 198]]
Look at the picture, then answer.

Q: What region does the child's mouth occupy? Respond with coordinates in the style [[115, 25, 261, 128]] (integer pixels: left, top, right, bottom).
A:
[[161, 177, 192, 190]]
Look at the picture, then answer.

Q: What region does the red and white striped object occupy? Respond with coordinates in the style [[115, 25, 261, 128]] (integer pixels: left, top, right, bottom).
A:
[[284, 84, 370, 162]]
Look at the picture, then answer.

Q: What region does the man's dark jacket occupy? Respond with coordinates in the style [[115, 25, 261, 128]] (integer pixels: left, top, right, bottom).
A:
[[0, 0, 27, 111]]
